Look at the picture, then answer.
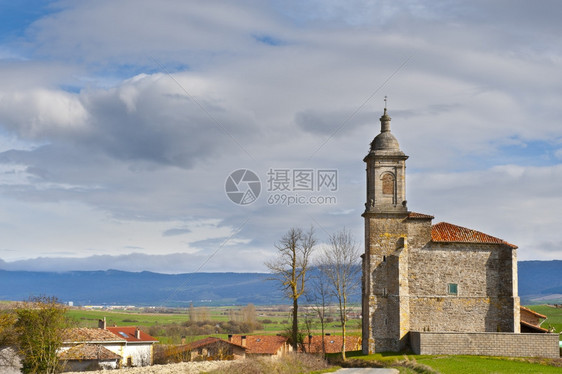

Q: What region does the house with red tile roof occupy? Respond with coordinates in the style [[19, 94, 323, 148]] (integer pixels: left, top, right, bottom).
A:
[[228, 335, 292, 357], [361, 108, 559, 359], [165, 337, 247, 362], [105, 323, 158, 367]]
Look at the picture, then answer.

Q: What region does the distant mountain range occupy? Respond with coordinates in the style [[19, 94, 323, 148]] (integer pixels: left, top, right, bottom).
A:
[[1, 260, 561, 306]]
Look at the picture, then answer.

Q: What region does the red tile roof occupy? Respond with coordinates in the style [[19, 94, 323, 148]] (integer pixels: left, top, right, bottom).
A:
[[63, 328, 125, 343], [59, 344, 121, 361], [106, 327, 158, 343], [520, 320, 550, 333], [407, 212, 434, 219], [229, 335, 289, 355], [431, 222, 517, 249], [520, 306, 547, 319], [301, 335, 361, 354]]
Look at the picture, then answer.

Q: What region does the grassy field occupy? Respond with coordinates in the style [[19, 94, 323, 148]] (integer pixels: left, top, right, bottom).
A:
[[527, 304, 562, 339], [67, 309, 190, 327], [66, 305, 362, 335], [345, 351, 562, 374]]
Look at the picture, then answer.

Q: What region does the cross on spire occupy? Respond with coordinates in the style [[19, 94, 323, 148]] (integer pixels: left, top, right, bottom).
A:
[[384, 96, 387, 109]]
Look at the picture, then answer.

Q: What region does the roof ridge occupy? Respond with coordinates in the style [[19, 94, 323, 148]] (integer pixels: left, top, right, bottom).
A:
[[432, 221, 517, 248]]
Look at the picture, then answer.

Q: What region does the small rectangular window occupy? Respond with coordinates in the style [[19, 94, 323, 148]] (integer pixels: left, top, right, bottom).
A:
[[448, 283, 458, 295]]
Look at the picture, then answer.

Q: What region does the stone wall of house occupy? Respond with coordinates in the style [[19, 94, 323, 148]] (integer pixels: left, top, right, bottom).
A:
[[410, 332, 560, 358], [407, 242, 520, 333]]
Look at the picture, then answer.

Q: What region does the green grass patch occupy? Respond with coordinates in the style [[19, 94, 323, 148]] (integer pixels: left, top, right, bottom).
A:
[[66, 309, 191, 327], [416, 355, 562, 374]]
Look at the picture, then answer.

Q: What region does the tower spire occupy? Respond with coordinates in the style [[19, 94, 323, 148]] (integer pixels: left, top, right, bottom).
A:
[[380, 97, 391, 133]]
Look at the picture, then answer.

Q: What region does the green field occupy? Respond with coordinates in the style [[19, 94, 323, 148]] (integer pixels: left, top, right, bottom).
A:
[[68, 309, 193, 327], [345, 352, 562, 374], [66, 305, 362, 334]]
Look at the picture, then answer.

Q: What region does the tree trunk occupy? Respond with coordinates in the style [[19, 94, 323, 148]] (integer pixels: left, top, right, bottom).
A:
[[341, 319, 346, 360], [320, 315, 326, 355], [292, 297, 299, 352], [341, 295, 347, 360]]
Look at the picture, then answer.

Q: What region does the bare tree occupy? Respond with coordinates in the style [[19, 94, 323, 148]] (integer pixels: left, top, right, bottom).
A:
[[241, 303, 257, 325], [302, 308, 314, 353], [188, 303, 195, 321], [318, 228, 361, 360], [266, 227, 316, 351], [307, 268, 332, 355]]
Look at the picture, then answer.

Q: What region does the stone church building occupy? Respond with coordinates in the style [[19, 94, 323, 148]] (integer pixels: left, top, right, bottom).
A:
[[361, 108, 559, 358]]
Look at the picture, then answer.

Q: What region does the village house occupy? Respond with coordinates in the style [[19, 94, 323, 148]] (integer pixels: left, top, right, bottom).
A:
[[104, 321, 158, 366], [59, 343, 121, 371], [167, 337, 247, 362], [362, 107, 560, 358], [228, 335, 292, 357], [59, 327, 126, 371], [58, 319, 158, 370]]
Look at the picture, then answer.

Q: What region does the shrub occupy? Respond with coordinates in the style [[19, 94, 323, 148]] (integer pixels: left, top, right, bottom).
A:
[[207, 353, 330, 374]]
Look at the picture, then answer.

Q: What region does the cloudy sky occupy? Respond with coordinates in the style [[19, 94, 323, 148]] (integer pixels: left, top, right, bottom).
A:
[[0, 0, 560, 273]]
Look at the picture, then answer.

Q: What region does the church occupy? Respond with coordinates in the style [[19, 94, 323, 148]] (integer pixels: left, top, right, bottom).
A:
[[361, 107, 559, 357]]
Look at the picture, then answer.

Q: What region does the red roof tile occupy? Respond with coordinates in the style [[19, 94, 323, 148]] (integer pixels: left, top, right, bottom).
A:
[[408, 212, 434, 219], [59, 344, 121, 361], [106, 327, 158, 343], [229, 335, 289, 355], [520, 306, 547, 319], [520, 320, 550, 333], [431, 222, 517, 249]]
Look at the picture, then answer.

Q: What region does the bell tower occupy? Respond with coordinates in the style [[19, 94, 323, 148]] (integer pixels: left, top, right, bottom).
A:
[[364, 107, 408, 214], [362, 105, 411, 353]]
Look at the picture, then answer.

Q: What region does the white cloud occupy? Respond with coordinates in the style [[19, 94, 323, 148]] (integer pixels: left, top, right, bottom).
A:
[[0, 1, 560, 272], [0, 89, 88, 138]]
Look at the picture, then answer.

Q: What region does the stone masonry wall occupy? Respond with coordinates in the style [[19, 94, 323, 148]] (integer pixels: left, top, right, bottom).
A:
[[408, 242, 518, 333], [410, 331, 560, 358], [364, 214, 409, 353]]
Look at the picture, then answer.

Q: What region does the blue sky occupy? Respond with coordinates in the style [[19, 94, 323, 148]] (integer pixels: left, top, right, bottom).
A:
[[0, 0, 561, 273]]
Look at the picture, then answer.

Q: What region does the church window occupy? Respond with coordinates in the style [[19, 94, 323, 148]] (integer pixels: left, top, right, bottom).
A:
[[382, 173, 394, 195], [448, 283, 458, 295]]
